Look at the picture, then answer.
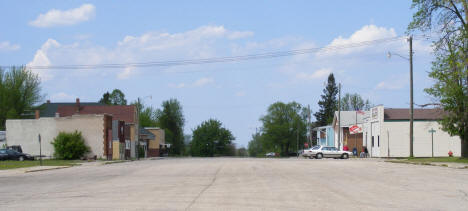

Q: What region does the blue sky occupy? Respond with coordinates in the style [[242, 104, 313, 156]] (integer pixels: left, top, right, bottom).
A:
[[0, 1, 435, 147]]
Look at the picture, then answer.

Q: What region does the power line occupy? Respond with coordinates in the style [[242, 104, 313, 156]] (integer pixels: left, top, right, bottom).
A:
[[0, 35, 427, 70]]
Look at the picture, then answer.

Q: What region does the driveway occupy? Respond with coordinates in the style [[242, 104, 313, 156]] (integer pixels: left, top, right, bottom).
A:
[[0, 158, 467, 210]]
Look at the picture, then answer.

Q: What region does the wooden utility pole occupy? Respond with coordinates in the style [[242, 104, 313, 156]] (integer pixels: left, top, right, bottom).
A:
[[409, 35, 414, 158], [308, 104, 312, 146]]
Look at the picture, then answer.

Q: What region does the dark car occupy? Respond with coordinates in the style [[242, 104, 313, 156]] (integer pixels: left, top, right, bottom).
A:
[[6, 145, 23, 153], [0, 149, 35, 161]]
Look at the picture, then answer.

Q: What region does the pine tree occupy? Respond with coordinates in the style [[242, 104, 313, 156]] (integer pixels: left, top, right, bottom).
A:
[[314, 73, 338, 126]]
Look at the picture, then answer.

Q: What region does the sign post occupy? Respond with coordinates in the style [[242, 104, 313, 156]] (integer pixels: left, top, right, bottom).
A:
[[429, 128, 436, 157], [38, 134, 42, 166]]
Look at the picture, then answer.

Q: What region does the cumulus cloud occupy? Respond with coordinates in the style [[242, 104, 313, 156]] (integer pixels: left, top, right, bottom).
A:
[[27, 25, 255, 81], [27, 39, 60, 81], [30, 4, 95, 28], [193, 77, 214, 87], [318, 24, 397, 56], [0, 41, 20, 51], [295, 68, 332, 80], [117, 66, 136, 80]]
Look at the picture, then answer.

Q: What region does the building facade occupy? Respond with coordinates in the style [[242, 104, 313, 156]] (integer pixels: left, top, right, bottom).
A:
[[362, 105, 461, 157], [6, 114, 112, 158]]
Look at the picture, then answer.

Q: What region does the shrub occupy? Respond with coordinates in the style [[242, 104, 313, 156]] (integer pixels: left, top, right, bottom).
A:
[[51, 131, 90, 160]]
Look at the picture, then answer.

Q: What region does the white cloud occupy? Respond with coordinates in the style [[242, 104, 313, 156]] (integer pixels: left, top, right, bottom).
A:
[[30, 4, 95, 28], [168, 77, 215, 89], [50, 92, 76, 101], [228, 31, 254, 39], [117, 66, 136, 80], [27, 39, 60, 81], [318, 24, 397, 56], [295, 68, 332, 80], [193, 77, 214, 87], [0, 41, 20, 51], [28, 25, 256, 81], [375, 75, 408, 90]]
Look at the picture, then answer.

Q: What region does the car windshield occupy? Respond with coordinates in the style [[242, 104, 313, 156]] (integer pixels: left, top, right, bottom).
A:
[[311, 146, 320, 150], [0, 149, 6, 154]]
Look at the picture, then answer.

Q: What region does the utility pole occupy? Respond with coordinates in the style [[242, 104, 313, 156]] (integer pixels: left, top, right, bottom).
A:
[[338, 83, 341, 151], [308, 104, 312, 147], [38, 134, 42, 166], [409, 35, 414, 158]]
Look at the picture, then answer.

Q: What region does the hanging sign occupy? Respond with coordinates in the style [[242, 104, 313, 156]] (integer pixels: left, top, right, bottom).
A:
[[349, 125, 362, 134]]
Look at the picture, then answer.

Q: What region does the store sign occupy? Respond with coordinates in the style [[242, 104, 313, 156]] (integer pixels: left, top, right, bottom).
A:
[[349, 125, 362, 134]]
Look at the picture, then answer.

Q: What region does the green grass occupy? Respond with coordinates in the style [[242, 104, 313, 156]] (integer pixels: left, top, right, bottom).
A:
[[0, 160, 82, 170], [406, 157, 468, 164]]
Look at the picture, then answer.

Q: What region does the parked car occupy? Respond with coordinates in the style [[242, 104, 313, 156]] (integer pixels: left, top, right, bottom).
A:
[[302, 145, 352, 159], [265, 152, 276, 157], [6, 145, 22, 153], [0, 149, 35, 161]]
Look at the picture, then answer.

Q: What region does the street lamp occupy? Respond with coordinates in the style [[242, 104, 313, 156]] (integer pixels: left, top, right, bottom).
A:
[[387, 35, 414, 157]]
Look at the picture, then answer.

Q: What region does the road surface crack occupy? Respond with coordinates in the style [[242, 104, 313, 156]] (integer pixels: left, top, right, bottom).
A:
[[185, 164, 223, 210]]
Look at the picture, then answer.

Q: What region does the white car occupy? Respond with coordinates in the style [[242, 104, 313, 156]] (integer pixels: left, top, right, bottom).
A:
[[265, 152, 276, 157], [303, 145, 352, 159]]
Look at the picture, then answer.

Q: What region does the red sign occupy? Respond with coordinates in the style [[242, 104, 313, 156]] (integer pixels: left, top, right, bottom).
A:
[[304, 143, 309, 148], [349, 125, 362, 134]]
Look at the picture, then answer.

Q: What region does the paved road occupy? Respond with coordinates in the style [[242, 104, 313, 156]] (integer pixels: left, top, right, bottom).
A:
[[1, 158, 468, 210]]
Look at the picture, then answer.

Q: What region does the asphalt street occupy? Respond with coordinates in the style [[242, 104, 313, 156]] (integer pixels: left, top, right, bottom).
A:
[[1, 158, 467, 210]]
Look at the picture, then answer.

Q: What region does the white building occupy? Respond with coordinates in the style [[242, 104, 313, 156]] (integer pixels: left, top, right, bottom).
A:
[[0, 131, 5, 146], [362, 105, 460, 157]]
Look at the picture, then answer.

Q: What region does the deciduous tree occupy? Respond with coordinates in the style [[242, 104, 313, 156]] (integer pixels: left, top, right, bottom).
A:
[[408, 0, 468, 157], [0, 66, 42, 130]]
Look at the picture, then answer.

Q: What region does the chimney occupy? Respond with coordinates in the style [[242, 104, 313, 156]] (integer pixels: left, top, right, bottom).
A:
[[76, 98, 80, 113], [35, 110, 40, 119], [46, 100, 50, 104]]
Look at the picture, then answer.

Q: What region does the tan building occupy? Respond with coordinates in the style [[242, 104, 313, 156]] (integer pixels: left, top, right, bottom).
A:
[[145, 127, 165, 157], [6, 114, 113, 159]]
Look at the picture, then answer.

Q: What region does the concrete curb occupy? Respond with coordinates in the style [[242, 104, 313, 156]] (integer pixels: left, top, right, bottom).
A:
[[24, 166, 71, 173]]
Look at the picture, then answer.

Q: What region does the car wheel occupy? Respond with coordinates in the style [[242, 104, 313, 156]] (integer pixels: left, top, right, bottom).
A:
[[342, 154, 349, 159], [316, 153, 323, 159], [19, 156, 24, 161]]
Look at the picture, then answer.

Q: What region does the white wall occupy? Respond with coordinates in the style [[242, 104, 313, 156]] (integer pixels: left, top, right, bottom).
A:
[[382, 121, 460, 157], [6, 115, 105, 158]]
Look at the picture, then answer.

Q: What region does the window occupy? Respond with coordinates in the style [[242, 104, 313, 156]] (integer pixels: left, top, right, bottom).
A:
[[311, 146, 320, 150], [372, 136, 374, 147], [378, 136, 380, 147]]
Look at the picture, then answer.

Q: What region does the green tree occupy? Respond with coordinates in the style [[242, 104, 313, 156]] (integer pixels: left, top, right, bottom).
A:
[[0, 66, 42, 130], [51, 131, 90, 160], [314, 73, 338, 126], [190, 119, 235, 157], [408, 0, 468, 157], [99, 89, 127, 105], [340, 93, 371, 111], [261, 102, 307, 156], [157, 99, 185, 155], [248, 132, 267, 157], [99, 92, 111, 105]]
